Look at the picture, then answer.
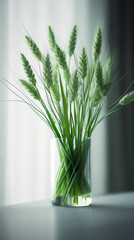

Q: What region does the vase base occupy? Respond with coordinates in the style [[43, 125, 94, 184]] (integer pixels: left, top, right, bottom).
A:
[[52, 194, 92, 207]]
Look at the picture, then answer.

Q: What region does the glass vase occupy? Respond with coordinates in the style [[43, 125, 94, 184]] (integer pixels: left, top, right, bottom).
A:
[[50, 137, 92, 207]]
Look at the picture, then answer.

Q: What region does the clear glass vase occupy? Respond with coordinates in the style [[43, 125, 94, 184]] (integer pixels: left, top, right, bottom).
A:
[[50, 137, 92, 207]]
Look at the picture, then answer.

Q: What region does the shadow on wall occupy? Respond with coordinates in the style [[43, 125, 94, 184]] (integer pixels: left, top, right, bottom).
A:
[[107, 0, 134, 192]]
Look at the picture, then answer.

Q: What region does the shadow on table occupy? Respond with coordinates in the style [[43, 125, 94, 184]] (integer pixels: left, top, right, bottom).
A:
[[91, 203, 134, 212]]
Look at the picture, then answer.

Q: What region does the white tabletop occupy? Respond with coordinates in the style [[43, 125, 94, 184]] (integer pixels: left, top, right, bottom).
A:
[[0, 192, 134, 240]]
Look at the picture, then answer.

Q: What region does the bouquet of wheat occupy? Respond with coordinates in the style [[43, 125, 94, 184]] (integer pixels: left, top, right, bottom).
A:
[[3, 25, 134, 206]]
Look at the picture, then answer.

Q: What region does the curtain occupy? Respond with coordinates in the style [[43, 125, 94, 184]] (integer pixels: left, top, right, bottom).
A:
[[0, 0, 9, 205], [107, 0, 134, 192], [0, 0, 109, 206]]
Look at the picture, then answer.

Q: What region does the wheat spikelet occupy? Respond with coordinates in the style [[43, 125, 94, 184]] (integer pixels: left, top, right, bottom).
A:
[[93, 28, 102, 61], [93, 87, 102, 106], [96, 61, 111, 97], [20, 79, 40, 100], [103, 57, 112, 83], [92, 61, 104, 105], [54, 44, 67, 70], [79, 48, 87, 79], [102, 82, 111, 96], [69, 70, 79, 102], [68, 25, 77, 57], [48, 26, 56, 52], [51, 69, 60, 103], [43, 54, 53, 88], [63, 68, 71, 83], [25, 36, 43, 62], [96, 61, 103, 89], [21, 54, 36, 86], [119, 91, 134, 105]]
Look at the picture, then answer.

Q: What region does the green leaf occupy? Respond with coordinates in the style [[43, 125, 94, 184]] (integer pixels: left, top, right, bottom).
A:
[[59, 73, 73, 152]]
